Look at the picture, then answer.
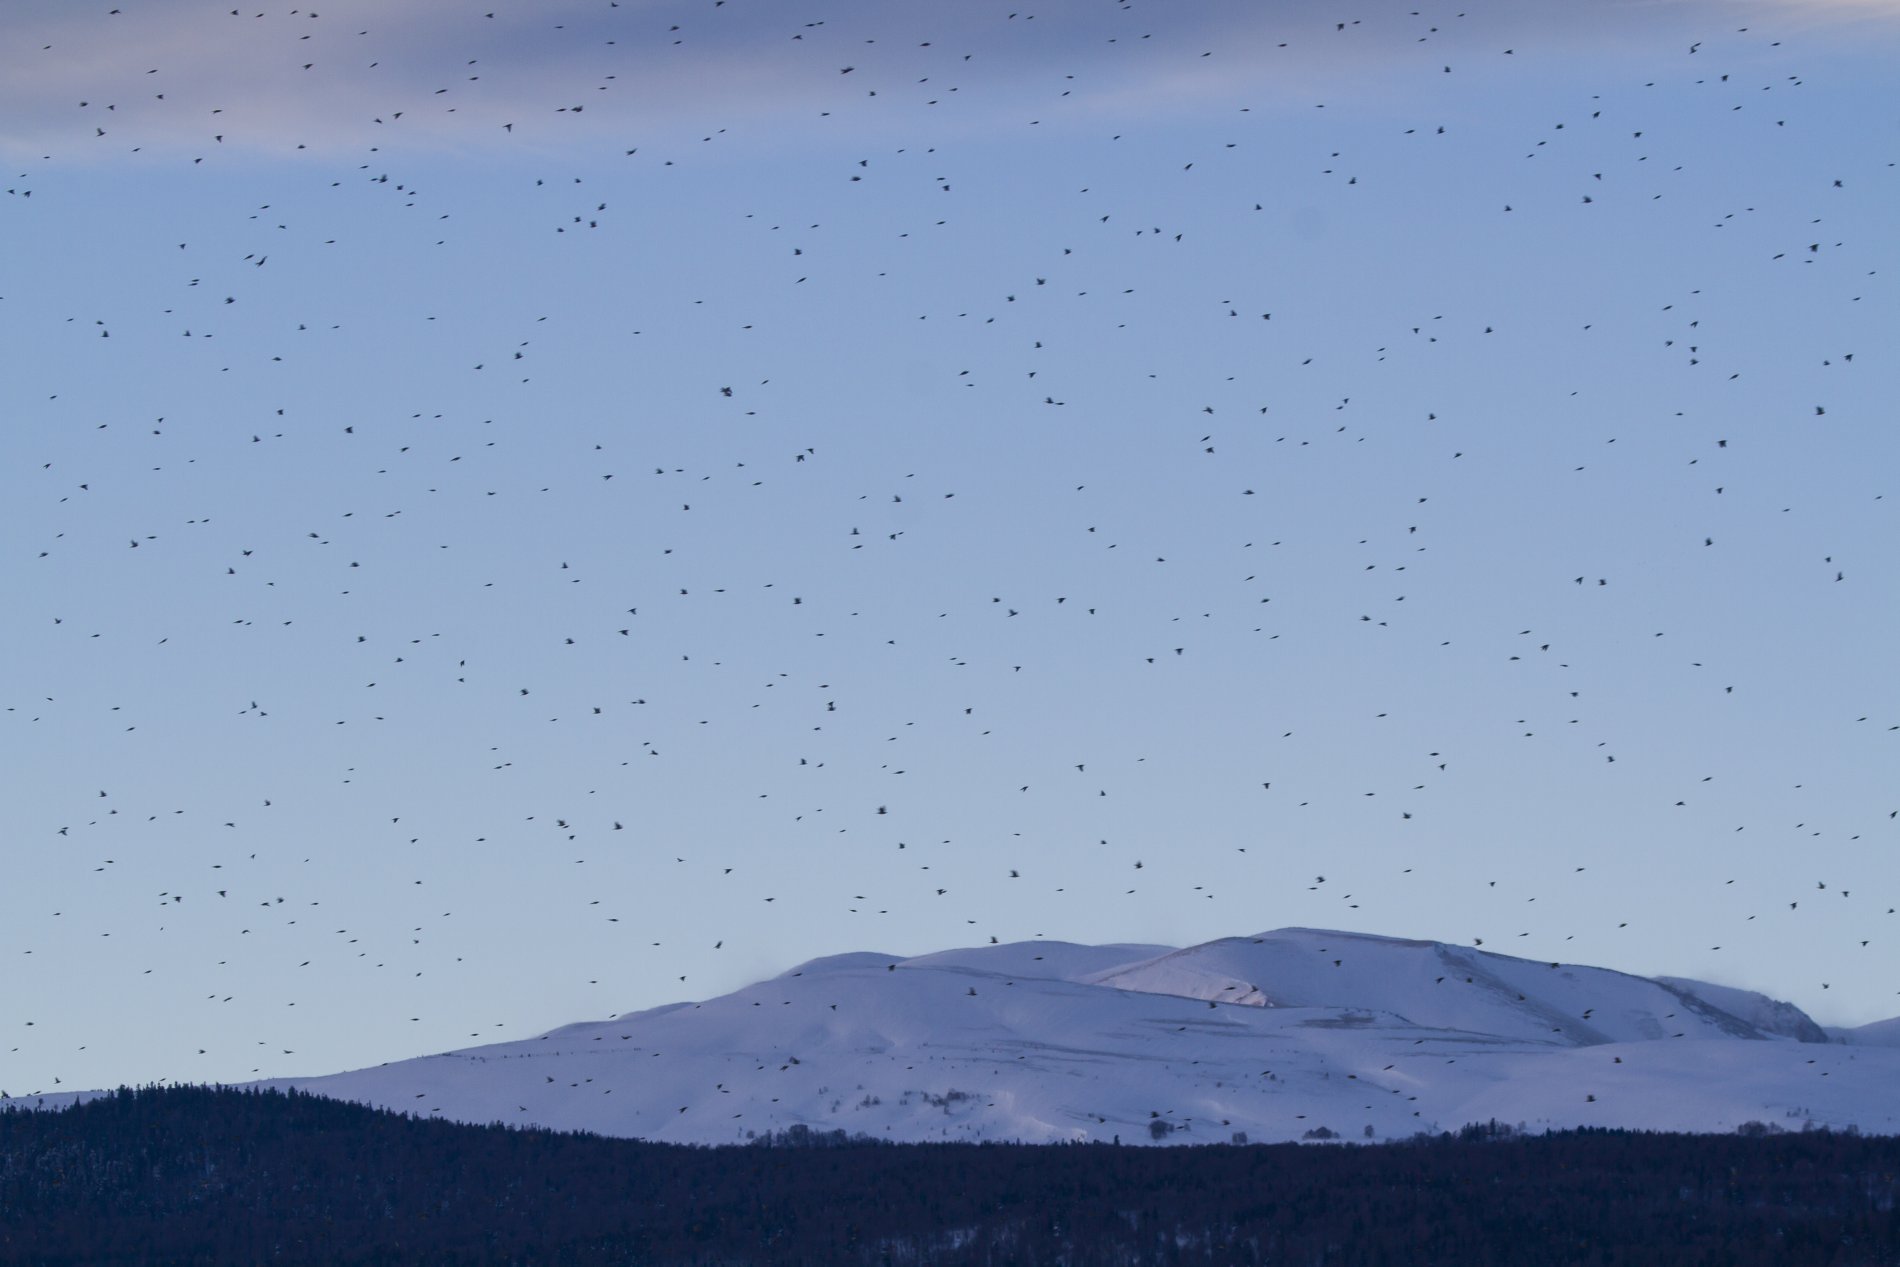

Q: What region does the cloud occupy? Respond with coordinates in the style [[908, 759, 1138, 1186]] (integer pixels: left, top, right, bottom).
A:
[[2, 0, 768, 158], [4, 0, 1893, 162], [9, 0, 1298, 159]]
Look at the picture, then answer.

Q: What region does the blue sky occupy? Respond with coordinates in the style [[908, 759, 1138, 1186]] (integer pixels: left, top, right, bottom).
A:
[[4, 0, 1897, 1097]]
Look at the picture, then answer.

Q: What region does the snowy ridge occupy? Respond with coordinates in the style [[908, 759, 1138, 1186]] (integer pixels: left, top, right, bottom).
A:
[[1087, 930, 1779, 1046], [1652, 976, 1832, 1044], [24, 928, 1900, 1145]]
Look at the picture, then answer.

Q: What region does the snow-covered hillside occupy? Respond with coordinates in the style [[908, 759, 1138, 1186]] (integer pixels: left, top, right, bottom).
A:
[[24, 929, 1900, 1145]]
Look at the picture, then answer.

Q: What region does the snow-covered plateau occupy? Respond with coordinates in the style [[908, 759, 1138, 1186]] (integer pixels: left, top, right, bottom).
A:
[[24, 928, 1900, 1144]]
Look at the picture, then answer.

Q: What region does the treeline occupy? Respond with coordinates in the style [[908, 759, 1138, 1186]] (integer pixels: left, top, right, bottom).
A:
[[2, 1085, 1896, 1265]]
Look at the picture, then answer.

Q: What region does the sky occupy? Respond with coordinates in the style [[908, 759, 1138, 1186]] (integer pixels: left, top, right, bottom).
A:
[[3, 0, 1896, 1099]]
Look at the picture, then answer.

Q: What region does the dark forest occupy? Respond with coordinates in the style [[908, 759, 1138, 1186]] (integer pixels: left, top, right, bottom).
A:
[[3, 1086, 1896, 1265]]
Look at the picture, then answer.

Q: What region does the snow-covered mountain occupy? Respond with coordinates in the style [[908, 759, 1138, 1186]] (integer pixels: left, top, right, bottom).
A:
[[28, 929, 1900, 1144]]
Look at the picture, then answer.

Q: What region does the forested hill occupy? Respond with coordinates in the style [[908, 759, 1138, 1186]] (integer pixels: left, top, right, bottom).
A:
[[3, 1086, 1897, 1265]]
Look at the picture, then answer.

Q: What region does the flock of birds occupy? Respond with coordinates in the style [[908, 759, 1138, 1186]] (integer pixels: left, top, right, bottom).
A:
[[3, 0, 1895, 1104]]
